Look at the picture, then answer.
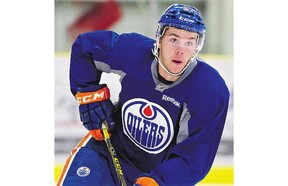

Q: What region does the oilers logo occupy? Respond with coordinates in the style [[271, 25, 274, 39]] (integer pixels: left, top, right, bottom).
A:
[[122, 98, 174, 154]]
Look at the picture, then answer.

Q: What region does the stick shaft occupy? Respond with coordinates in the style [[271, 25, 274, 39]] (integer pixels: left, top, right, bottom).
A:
[[102, 121, 127, 186]]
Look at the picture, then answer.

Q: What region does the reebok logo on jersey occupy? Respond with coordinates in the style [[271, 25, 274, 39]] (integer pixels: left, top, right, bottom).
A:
[[122, 98, 174, 154], [162, 95, 181, 107]]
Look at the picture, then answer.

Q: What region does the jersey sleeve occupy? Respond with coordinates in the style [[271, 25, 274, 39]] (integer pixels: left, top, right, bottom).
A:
[[150, 89, 230, 185], [69, 30, 119, 95]]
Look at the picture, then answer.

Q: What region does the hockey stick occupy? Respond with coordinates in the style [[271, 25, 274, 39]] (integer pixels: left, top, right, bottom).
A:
[[102, 121, 127, 186]]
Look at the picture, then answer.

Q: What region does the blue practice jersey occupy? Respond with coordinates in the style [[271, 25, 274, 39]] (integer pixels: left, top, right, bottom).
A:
[[69, 30, 230, 185]]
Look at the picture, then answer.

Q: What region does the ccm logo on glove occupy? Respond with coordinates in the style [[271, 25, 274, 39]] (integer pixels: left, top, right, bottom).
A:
[[76, 87, 110, 105]]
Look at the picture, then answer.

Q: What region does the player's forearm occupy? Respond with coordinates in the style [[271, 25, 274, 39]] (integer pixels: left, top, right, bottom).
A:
[[149, 156, 208, 185], [152, 106, 229, 185], [69, 35, 103, 95]]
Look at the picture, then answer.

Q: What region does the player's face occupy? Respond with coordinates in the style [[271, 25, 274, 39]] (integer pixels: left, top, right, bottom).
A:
[[158, 27, 198, 81]]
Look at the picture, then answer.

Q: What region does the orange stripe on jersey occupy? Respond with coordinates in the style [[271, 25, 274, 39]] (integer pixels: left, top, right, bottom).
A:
[[56, 132, 92, 186], [75, 87, 110, 105]]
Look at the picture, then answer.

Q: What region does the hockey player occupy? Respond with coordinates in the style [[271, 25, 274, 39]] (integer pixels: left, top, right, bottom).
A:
[[57, 3, 230, 186]]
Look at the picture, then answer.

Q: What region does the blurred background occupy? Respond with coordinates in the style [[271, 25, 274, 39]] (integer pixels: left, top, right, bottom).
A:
[[54, 0, 233, 185]]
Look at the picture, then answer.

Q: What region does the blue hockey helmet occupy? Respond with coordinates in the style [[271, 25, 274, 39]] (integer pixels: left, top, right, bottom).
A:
[[156, 3, 206, 38]]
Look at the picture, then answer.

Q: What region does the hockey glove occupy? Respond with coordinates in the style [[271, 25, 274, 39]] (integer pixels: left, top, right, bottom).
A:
[[75, 84, 115, 140]]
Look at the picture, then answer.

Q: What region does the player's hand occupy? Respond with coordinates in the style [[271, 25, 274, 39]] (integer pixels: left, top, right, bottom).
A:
[[75, 84, 115, 140], [90, 129, 111, 141]]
